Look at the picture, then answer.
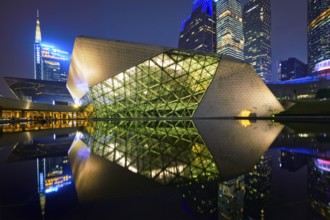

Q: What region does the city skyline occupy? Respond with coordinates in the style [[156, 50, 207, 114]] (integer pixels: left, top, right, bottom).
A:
[[0, 0, 307, 97]]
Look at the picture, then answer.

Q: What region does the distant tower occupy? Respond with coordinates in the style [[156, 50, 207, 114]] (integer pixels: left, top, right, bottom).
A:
[[215, 0, 244, 60], [33, 10, 70, 82], [178, 0, 216, 52], [307, 0, 330, 73], [34, 10, 42, 80], [243, 0, 272, 82], [278, 58, 308, 81]]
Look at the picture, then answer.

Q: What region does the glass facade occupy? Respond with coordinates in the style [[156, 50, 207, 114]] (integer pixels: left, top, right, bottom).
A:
[[179, 0, 216, 52], [82, 120, 219, 184], [41, 44, 70, 82], [215, 0, 244, 60], [307, 0, 330, 73], [81, 50, 220, 118], [243, 0, 272, 82]]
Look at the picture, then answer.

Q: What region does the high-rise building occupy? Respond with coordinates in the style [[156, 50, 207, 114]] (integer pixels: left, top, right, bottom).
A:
[[41, 44, 70, 82], [278, 57, 308, 81], [33, 11, 70, 82], [34, 10, 42, 80], [307, 0, 330, 73], [243, 0, 272, 82], [215, 0, 244, 60], [178, 0, 216, 52]]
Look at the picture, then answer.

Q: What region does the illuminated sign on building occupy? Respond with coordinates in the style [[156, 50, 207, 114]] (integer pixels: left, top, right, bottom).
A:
[[41, 44, 70, 61]]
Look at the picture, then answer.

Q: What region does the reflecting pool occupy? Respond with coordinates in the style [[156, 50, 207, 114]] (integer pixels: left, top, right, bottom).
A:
[[0, 120, 329, 219]]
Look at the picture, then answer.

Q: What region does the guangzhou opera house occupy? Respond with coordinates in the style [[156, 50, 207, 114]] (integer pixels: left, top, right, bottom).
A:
[[67, 36, 284, 119]]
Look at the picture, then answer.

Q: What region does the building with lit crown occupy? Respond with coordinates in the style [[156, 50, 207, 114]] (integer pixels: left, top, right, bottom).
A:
[[215, 0, 244, 60], [67, 36, 283, 119], [307, 0, 330, 73], [243, 0, 272, 82], [179, 0, 216, 52]]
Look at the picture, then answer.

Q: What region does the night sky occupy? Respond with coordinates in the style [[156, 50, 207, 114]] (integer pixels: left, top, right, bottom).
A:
[[0, 0, 307, 97]]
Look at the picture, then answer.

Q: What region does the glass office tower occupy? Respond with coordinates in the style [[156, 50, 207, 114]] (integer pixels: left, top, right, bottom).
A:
[[243, 0, 272, 82], [307, 0, 330, 73], [215, 0, 244, 60], [179, 0, 216, 52]]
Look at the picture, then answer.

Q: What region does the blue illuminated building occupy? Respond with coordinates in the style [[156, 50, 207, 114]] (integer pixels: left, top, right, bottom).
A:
[[34, 11, 71, 82], [178, 0, 216, 52], [41, 44, 70, 82]]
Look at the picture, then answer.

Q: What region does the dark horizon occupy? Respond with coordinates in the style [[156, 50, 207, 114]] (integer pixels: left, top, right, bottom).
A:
[[0, 0, 307, 97]]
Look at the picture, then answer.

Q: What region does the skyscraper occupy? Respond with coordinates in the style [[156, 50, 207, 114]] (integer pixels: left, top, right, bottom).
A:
[[34, 10, 42, 80], [33, 11, 70, 82], [215, 0, 244, 60], [243, 0, 272, 82], [178, 0, 216, 52], [307, 0, 330, 73], [41, 44, 70, 82]]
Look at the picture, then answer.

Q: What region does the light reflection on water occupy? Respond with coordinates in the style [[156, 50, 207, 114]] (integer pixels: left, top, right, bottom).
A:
[[0, 120, 329, 219]]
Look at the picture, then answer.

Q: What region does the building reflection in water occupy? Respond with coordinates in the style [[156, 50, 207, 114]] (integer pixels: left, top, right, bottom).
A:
[[69, 120, 283, 218], [243, 151, 272, 219], [0, 120, 85, 133], [37, 156, 73, 217], [274, 122, 330, 218], [308, 158, 330, 219], [218, 175, 245, 219], [7, 130, 78, 218], [3, 120, 330, 219]]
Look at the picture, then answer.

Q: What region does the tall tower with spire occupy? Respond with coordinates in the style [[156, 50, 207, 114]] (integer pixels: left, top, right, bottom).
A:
[[34, 10, 42, 80]]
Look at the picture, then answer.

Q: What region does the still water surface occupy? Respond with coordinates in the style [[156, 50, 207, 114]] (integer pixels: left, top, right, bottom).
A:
[[0, 120, 329, 220]]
